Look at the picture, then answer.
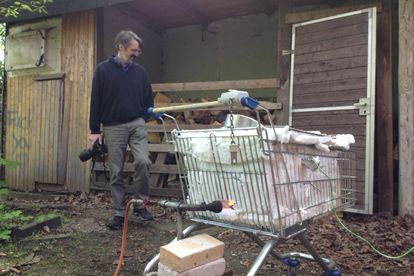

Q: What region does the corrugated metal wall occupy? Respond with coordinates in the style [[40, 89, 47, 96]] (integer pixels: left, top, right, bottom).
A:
[[4, 10, 96, 192]]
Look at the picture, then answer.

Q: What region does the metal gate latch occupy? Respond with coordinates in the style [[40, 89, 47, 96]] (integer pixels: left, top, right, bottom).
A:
[[353, 98, 370, 116]]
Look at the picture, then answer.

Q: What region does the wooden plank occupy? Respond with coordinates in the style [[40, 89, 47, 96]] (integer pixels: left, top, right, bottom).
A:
[[91, 182, 183, 198], [292, 111, 365, 125], [153, 101, 282, 111], [293, 89, 366, 106], [294, 13, 368, 36], [295, 34, 369, 56], [93, 162, 179, 174], [147, 124, 218, 133], [11, 217, 61, 240], [294, 66, 367, 85], [149, 152, 169, 188], [148, 143, 175, 153], [375, 3, 394, 214], [275, 0, 292, 125], [151, 78, 280, 92], [62, 10, 96, 192], [148, 187, 182, 198], [285, 2, 382, 24], [33, 73, 65, 81], [398, 0, 414, 215], [295, 45, 368, 65], [294, 56, 368, 74], [1, 0, 132, 23], [294, 78, 367, 95], [296, 23, 368, 46]]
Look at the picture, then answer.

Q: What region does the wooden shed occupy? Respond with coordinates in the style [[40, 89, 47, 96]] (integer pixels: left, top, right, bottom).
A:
[[1, 0, 413, 216]]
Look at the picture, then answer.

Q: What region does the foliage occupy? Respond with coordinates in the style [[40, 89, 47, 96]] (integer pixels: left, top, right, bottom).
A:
[[0, 156, 21, 241], [0, 203, 33, 242], [0, 0, 53, 18]]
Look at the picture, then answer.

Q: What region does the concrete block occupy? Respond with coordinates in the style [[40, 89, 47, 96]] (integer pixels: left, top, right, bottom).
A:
[[159, 234, 224, 272], [158, 257, 226, 276]]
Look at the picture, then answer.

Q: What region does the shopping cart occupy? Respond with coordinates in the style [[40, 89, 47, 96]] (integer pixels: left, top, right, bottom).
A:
[[143, 91, 356, 276]]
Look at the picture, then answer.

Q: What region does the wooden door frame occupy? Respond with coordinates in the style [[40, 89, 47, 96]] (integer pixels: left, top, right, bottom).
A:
[[288, 8, 378, 214]]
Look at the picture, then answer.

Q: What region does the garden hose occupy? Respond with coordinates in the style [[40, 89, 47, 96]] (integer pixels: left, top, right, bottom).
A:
[[316, 163, 414, 260], [113, 200, 134, 276]]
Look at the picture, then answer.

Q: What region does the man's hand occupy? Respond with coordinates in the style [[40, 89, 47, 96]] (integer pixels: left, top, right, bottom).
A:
[[89, 133, 102, 147]]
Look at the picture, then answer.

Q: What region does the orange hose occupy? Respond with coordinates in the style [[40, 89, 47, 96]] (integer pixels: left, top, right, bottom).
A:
[[113, 200, 134, 276]]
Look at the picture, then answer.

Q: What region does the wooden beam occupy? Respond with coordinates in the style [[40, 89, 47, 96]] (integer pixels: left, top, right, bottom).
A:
[[91, 183, 183, 198], [152, 78, 280, 93], [399, 0, 414, 215], [153, 101, 282, 111], [116, 3, 164, 34], [33, 73, 65, 81], [375, 0, 394, 215], [170, 0, 211, 25], [275, 0, 292, 125], [147, 124, 217, 133], [93, 162, 179, 174], [257, 0, 277, 15], [285, 2, 382, 24], [1, 0, 133, 23], [148, 143, 175, 153]]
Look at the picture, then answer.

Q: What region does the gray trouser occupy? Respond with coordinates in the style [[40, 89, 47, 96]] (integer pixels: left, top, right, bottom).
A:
[[103, 117, 151, 217]]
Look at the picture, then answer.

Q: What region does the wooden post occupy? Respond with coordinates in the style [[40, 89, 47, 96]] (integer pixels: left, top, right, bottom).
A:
[[398, 0, 414, 215], [375, 0, 394, 215], [275, 0, 292, 125]]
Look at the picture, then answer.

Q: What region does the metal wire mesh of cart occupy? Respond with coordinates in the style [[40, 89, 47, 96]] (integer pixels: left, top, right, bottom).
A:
[[172, 126, 356, 238]]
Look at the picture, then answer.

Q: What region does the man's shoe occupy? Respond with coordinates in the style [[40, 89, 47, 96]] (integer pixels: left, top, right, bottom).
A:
[[133, 207, 153, 221], [106, 216, 124, 230]]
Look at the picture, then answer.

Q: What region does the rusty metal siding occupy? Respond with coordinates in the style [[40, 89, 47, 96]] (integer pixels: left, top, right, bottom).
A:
[[62, 11, 96, 192]]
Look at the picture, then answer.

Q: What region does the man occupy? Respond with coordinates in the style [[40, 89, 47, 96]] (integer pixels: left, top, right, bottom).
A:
[[89, 30, 154, 230]]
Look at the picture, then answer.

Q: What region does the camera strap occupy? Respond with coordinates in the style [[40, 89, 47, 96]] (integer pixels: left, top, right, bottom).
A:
[[91, 154, 110, 184]]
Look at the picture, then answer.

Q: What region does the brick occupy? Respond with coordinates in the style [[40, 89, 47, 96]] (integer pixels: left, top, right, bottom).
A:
[[158, 258, 226, 276], [159, 234, 224, 272]]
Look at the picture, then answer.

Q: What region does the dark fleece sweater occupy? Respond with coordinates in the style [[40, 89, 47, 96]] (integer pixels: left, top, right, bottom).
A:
[[89, 57, 154, 134]]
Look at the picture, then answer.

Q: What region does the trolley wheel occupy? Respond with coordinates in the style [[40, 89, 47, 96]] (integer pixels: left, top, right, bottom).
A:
[[326, 268, 342, 276], [282, 258, 300, 268]]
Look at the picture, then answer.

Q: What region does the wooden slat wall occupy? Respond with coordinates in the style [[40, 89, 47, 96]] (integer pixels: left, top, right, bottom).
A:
[[32, 79, 63, 184], [292, 110, 366, 205], [5, 76, 34, 190], [291, 11, 371, 211], [62, 11, 96, 192], [5, 10, 96, 192], [293, 13, 368, 109]]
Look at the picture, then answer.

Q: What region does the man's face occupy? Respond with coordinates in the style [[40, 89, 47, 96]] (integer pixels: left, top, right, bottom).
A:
[[119, 39, 141, 64]]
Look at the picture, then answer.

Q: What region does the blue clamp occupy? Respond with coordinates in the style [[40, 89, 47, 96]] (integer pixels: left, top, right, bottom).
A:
[[282, 258, 300, 268], [146, 107, 164, 120], [240, 96, 259, 110], [327, 269, 342, 276]]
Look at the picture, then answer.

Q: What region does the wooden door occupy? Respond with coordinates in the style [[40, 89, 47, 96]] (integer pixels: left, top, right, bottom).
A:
[[289, 8, 377, 214], [32, 78, 66, 186]]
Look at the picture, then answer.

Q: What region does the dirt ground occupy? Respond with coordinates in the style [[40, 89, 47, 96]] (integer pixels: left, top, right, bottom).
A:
[[1, 191, 414, 276]]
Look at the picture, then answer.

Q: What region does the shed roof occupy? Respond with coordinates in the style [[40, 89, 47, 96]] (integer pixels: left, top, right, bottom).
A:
[[2, 0, 278, 29]]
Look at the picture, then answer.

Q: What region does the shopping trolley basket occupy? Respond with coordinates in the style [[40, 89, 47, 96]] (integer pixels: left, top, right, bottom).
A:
[[143, 91, 356, 276]]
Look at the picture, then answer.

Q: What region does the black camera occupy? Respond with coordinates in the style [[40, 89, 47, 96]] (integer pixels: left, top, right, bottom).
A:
[[79, 140, 107, 162]]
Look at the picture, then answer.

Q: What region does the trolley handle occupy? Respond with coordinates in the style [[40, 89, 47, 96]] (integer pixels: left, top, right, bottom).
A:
[[147, 90, 259, 116]]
